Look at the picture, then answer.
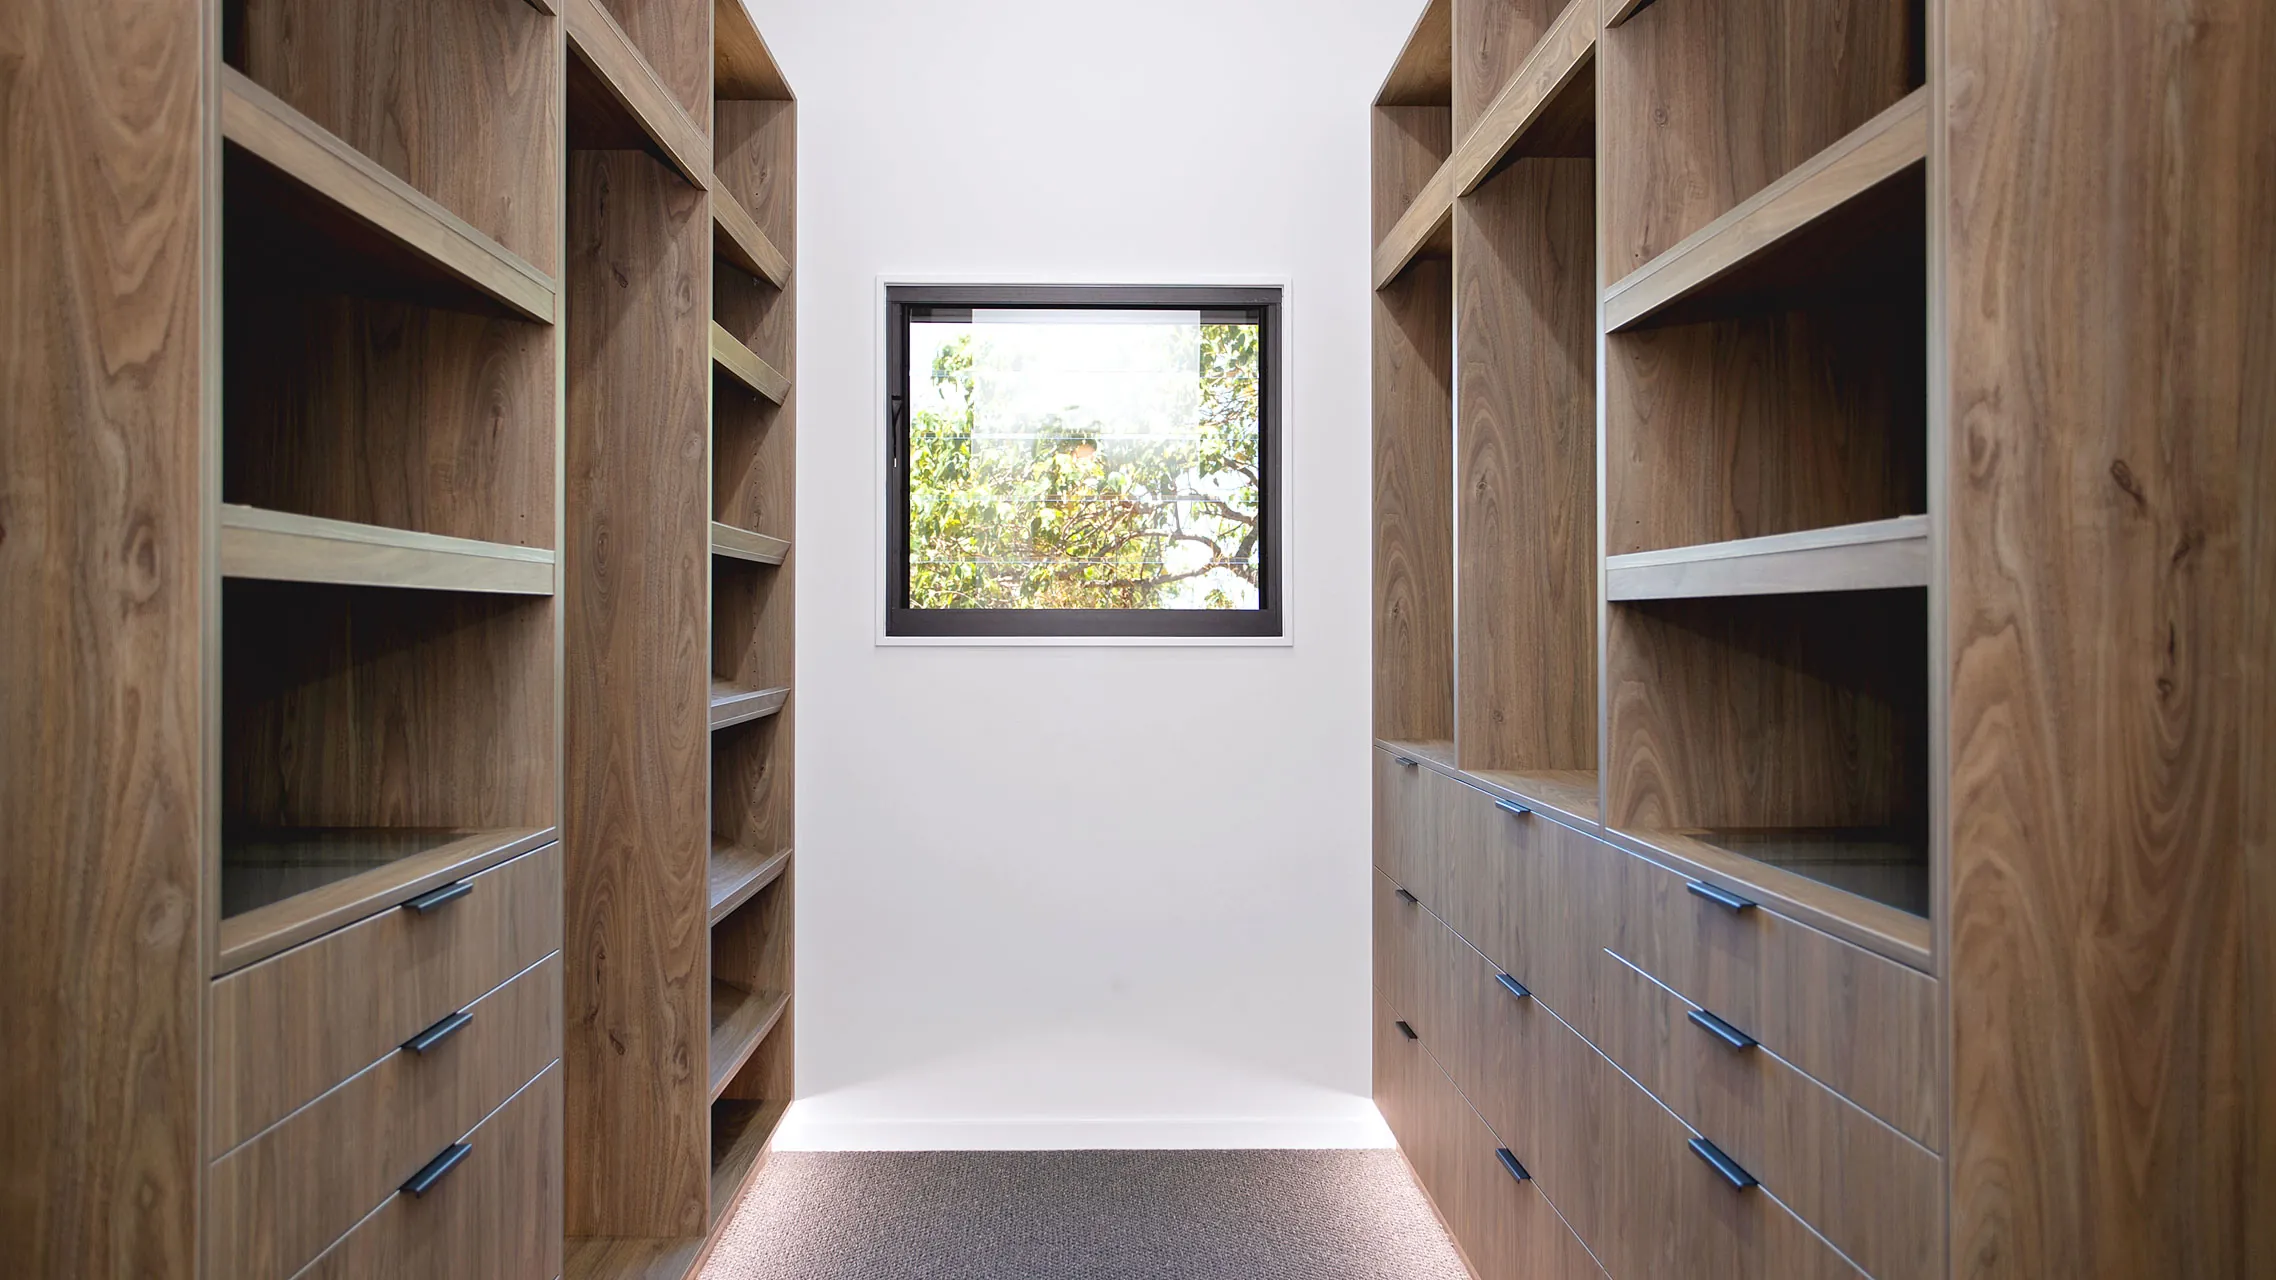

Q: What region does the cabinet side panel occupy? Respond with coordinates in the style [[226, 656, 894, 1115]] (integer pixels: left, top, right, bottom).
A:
[[1374, 262, 1456, 743]]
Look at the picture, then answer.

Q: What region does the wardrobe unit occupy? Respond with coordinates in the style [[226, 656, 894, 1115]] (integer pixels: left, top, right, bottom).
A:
[[2, 0, 794, 1275], [1370, 0, 2271, 1277]]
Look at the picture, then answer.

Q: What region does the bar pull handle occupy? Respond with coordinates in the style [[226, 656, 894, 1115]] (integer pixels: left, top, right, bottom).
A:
[[1394, 887, 1420, 905], [1496, 973, 1531, 1000], [1688, 1137, 1757, 1190], [1395, 1020, 1419, 1041], [1495, 1148, 1531, 1182], [1687, 1007, 1757, 1051], [401, 1143, 472, 1197], [1393, 756, 1419, 768], [1494, 799, 1531, 818], [1685, 879, 1755, 913], [403, 1009, 474, 1055], [404, 880, 474, 914]]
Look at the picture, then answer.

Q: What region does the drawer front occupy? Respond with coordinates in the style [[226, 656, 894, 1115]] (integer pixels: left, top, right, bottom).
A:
[[1374, 869, 1444, 1049], [296, 1062, 563, 1280], [1447, 925, 1571, 1202], [207, 953, 562, 1280], [1374, 749, 1443, 910], [1603, 848, 1940, 1148], [1464, 791, 1614, 1031], [210, 842, 563, 1156], [1586, 947, 1940, 1280]]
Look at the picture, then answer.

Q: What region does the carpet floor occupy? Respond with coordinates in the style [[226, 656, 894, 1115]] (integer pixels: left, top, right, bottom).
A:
[[699, 1149, 1472, 1280]]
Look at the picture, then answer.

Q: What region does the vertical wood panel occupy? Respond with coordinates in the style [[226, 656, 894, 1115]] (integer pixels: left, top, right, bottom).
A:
[[562, 147, 712, 1239], [0, 0, 205, 1273], [1943, 0, 2276, 1271], [1453, 0, 1559, 140], [1373, 106, 1453, 248], [1373, 262, 1455, 743]]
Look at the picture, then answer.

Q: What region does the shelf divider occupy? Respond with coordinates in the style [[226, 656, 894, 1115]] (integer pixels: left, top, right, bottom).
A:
[[710, 521, 788, 566], [713, 190, 790, 287], [565, 0, 712, 188], [709, 680, 789, 730], [221, 505, 557, 595], [1605, 515, 1929, 601], [710, 841, 790, 926], [707, 981, 789, 1102], [1604, 87, 1929, 332], [710, 320, 790, 403], [220, 66, 556, 324]]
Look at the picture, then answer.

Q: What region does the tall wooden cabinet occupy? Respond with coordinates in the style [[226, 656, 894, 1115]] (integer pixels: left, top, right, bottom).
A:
[[1, 0, 795, 1276], [1369, 0, 2273, 1276]]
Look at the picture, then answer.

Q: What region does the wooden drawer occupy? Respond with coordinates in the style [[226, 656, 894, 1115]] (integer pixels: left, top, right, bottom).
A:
[[1445, 923, 1572, 1198], [1445, 780, 1612, 1030], [1602, 847, 1940, 1148], [210, 842, 562, 1156], [1586, 946, 1940, 1280], [207, 953, 562, 1280], [1374, 868, 1444, 1048], [1374, 748, 1445, 910], [296, 1062, 563, 1280]]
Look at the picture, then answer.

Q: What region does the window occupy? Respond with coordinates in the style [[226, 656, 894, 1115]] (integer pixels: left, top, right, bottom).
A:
[[886, 284, 1284, 638]]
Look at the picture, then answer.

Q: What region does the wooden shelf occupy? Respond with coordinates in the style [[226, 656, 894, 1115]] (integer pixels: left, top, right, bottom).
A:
[[710, 320, 790, 403], [217, 826, 556, 974], [1371, 160, 1455, 290], [220, 66, 556, 324], [1605, 88, 1928, 332], [710, 1097, 791, 1222], [707, 981, 788, 1102], [709, 680, 788, 730], [1607, 826, 1933, 969], [564, 0, 711, 187], [714, 0, 792, 100], [221, 505, 556, 595], [1605, 0, 1659, 25], [1605, 515, 1929, 601], [710, 521, 788, 566], [713, 190, 790, 287], [1444, 0, 1596, 194], [1375, 0, 1452, 105], [710, 841, 790, 925], [1380, 740, 1600, 830]]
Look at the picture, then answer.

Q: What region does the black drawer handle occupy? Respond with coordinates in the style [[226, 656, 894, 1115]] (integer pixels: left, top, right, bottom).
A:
[[404, 880, 474, 913], [1394, 887, 1420, 905], [1495, 1148, 1530, 1182], [401, 1142, 472, 1197], [1393, 756, 1419, 767], [403, 1009, 474, 1055], [1687, 1007, 1756, 1051], [1496, 973, 1531, 1000], [1685, 879, 1755, 913], [1395, 1020, 1419, 1040], [1493, 798, 1531, 818], [1688, 1137, 1757, 1190]]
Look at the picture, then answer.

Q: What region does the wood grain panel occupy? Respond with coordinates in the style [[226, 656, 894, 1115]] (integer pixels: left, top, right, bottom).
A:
[[712, 189, 788, 290], [1599, 0, 1917, 272], [1377, 0, 1454, 106], [1446, 0, 1597, 192], [1943, 0, 2276, 1269], [1453, 0, 1561, 139], [1454, 788, 1612, 1030], [562, 147, 713, 1239], [1372, 166, 1457, 291], [595, 0, 709, 124], [207, 954, 561, 1280], [1606, 515, 1928, 601], [709, 841, 789, 925], [222, 505, 557, 595], [0, 0, 204, 1270], [710, 319, 788, 403], [297, 1064, 563, 1280], [1372, 262, 1454, 742], [565, 0, 710, 188], [1373, 751, 1448, 917], [712, 0, 791, 100], [237, 0, 560, 271], [1373, 106, 1453, 249], [709, 521, 788, 566], [208, 844, 561, 1155], [1455, 156, 1596, 775]]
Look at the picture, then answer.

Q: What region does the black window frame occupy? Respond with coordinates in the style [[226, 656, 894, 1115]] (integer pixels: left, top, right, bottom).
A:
[[886, 283, 1285, 639]]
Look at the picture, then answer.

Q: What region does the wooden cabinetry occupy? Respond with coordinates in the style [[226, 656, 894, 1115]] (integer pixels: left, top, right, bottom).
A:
[[1368, 0, 2272, 1275]]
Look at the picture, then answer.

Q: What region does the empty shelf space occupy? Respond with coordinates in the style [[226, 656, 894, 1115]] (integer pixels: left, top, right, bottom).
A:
[[1465, 769, 1601, 828], [1605, 88, 1928, 332], [1445, 0, 1597, 194], [564, 0, 710, 187], [708, 981, 789, 1102], [713, 190, 790, 287], [221, 505, 556, 595], [711, 321, 790, 403], [220, 67, 556, 324], [217, 826, 557, 974], [711, 840, 791, 925], [710, 1098, 792, 1226], [714, 0, 793, 100], [710, 680, 789, 730], [1606, 515, 1929, 601], [1618, 825, 1933, 965], [711, 521, 789, 566]]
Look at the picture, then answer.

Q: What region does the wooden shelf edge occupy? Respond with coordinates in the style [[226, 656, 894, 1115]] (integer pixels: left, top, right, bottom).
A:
[[712, 190, 790, 287], [1602, 825, 1935, 972], [1605, 515, 1930, 601], [714, 0, 794, 100], [710, 320, 790, 403], [709, 681, 789, 730], [1604, 87, 1930, 331], [1377, 740, 1604, 834], [1447, 0, 1598, 195], [221, 505, 556, 595], [1603, 0, 1659, 27], [707, 983, 789, 1102], [709, 521, 789, 566], [216, 826, 557, 975], [1371, 158, 1456, 291], [710, 842, 791, 925], [565, 0, 711, 188], [521, 0, 557, 12], [219, 67, 556, 324]]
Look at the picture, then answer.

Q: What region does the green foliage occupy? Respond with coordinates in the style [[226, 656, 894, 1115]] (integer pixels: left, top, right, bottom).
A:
[[907, 323, 1262, 609]]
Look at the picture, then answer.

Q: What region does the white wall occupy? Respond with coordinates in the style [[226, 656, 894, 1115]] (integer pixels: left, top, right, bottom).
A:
[[745, 0, 1422, 1149]]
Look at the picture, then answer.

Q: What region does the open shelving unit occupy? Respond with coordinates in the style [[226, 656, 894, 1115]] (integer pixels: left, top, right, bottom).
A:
[[561, 0, 794, 1274]]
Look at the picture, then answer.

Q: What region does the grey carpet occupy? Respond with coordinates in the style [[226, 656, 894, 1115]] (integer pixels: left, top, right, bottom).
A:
[[701, 1150, 1471, 1280]]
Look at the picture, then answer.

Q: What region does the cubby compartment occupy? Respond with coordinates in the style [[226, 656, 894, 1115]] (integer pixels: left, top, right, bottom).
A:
[[1605, 588, 1929, 919], [1453, 0, 1583, 139], [1373, 0, 1455, 287], [1372, 261, 1456, 754]]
